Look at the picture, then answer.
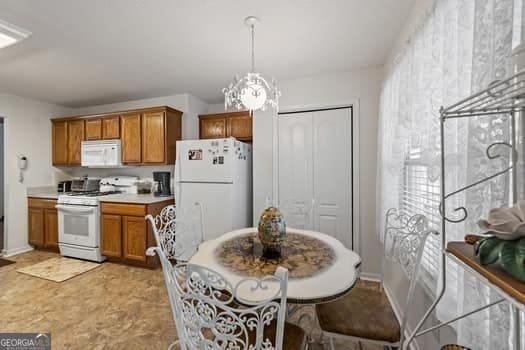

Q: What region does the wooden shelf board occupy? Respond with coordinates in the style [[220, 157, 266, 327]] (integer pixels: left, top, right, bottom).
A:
[[447, 241, 525, 305]]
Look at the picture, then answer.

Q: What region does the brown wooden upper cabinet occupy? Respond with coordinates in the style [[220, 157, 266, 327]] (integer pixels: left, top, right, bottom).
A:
[[85, 119, 102, 140], [199, 111, 252, 141], [227, 113, 252, 141], [102, 116, 120, 139], [121, 113, 142, 164], [199, 115, 227, 139], [83, 117, 120, 141], [52, 120, 68, 166], [67, 120, 85, 166], [142, 111, 166, 163], [51, 106, 182, 166]]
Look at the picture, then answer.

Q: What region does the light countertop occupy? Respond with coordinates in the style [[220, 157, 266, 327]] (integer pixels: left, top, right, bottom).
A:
[[27, 192, 61, 200], [27, 186, 60, 200], [99, 193, 174, 204], [27, 188, 174, 205]]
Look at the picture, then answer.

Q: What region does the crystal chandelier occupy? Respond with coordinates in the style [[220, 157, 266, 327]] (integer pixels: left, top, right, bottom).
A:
[[223, 16, 280, 113]]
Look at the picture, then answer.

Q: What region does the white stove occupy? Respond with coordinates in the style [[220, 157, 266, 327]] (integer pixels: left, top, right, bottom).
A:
[[56, 176, 138, 263], [57, 191, 121, 206]]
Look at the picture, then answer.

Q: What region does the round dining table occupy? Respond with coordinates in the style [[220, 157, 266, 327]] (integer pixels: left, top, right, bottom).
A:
[[188, 227, 361, 305]]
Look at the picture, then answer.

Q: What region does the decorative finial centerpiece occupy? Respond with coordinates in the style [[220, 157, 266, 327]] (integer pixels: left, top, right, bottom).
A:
[[257, 206, 286, 258]]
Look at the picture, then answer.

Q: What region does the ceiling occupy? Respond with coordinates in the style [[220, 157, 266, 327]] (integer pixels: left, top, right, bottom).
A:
[[0, 0, 414, 107]]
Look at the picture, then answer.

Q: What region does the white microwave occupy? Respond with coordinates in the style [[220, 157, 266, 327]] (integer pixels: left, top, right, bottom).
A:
[[81, 140, 122, 168]]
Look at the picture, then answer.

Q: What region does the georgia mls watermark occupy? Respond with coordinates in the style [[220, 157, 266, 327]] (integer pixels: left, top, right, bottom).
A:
[[0, 333, 51, 350]]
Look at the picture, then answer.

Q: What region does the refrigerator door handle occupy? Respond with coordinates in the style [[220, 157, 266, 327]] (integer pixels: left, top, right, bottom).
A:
[[175, 143, 181, 206]]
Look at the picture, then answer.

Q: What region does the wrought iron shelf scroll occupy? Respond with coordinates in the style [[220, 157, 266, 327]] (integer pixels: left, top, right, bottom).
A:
[[404, 69, 525, 350], [441, 70, 525, 118]]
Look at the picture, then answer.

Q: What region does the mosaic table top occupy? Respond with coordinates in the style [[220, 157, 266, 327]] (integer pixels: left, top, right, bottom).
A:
[[216, 232, 335, 279], [190, 227, 362, 304]]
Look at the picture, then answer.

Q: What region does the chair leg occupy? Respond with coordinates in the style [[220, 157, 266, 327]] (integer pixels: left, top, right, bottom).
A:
[[168, 339, 179, 350], [357, 340, 363, 350], [329, 337, 336, 350]]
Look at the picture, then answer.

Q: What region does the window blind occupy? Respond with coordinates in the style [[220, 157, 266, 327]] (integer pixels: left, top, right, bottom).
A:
[[401, 147, 441, 289]]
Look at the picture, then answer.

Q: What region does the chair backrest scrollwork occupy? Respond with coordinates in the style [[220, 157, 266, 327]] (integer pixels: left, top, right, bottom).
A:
[[380, 208, 439, 348], [169, 262, 289, 350], [146, 202, 203, 262]]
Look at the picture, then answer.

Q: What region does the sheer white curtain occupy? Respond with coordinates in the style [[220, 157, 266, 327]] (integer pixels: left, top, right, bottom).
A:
[[378, 0, 524, 348]]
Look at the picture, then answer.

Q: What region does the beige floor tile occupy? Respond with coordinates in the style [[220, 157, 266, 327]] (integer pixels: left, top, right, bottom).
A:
[[1, 251, 384, 350]]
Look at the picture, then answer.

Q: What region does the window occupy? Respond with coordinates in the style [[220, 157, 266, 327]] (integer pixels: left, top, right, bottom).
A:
[[400, 147, 441, 289]]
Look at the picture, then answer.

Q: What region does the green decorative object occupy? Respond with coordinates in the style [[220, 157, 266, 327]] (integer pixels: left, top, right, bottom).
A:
[[474, 237, 525, 282], [257, 207, 286, 258]]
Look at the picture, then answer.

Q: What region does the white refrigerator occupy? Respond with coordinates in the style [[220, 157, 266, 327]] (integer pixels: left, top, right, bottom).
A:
[[175, 138, 253, 241]]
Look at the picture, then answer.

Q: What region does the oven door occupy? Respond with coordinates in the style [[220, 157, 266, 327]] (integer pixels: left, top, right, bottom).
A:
[[56, 204, 100, 248]]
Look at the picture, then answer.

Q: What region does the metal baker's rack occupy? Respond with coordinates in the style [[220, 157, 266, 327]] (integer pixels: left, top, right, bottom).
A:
[[404, 69, 525, 349]]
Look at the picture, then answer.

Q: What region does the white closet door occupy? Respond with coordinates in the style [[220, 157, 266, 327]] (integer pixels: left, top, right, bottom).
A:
[[278, 112, 314, 228], [313, 108, 352, 248], [278, 108, 353, 248]]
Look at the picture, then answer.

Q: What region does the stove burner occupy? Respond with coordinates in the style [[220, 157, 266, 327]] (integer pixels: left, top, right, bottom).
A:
[[67, 191, 121, 197]]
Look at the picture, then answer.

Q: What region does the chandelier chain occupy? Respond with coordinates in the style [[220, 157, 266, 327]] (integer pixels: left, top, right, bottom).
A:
[[250, 24, 255, 73]]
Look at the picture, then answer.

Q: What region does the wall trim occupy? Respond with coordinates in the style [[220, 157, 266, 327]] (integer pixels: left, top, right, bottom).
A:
[[3, 244, 33, 257], [384, 284, 421, 350], [360, 272, 381, 281], [272, 99, 361, 254]]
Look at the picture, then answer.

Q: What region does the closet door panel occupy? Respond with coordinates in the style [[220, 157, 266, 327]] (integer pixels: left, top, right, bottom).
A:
[[313, 108, 352, 248], [277, 113, 314, 228]]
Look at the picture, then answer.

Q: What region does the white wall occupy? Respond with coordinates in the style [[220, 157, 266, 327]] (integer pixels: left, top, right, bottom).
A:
[[210, 66, 384, 276], [384, 0, 435, 71], [0, 94, 72, 255]]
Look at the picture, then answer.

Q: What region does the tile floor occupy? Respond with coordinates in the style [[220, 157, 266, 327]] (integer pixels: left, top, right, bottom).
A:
[[0, 251, 382, 350]]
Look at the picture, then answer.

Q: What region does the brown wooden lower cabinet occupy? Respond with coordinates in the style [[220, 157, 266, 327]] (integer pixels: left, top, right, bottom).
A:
[[44, 209, 59, 249], [100, 200, 172, 268], [122, 216, 147, 262], [28, 198, 59, 252], [101, 214, 122, 257], [28, 208, 44, 246]]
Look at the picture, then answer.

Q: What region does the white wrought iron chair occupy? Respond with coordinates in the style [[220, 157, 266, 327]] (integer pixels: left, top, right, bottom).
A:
[[146, 202, 204, 263], [265, 197, 315, 230], [169, 263, 308, 350], [145, 202, 204, 349], [315, 208, 438, 350], [147, 238, 307, 350]]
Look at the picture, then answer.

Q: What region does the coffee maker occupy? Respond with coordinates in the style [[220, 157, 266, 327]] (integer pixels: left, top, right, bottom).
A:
[[153, 171, 171, 197]]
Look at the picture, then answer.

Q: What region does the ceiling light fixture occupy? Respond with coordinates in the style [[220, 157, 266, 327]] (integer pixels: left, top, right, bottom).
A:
[[223, 16, 280, 113], [0, 19, 31, 50]]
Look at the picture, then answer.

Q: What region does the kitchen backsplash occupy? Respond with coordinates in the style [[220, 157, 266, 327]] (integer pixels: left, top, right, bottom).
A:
[[53, 165, 175, 190]]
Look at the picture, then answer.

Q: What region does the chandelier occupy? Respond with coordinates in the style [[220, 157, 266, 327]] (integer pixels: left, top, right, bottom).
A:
[[223, 16, 280, 113]]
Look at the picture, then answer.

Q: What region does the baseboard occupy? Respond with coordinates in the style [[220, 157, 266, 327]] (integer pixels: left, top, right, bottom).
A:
[[383, 284, 421, 350], [2, 245, 33, 257], [359, 272, 380, 281]]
